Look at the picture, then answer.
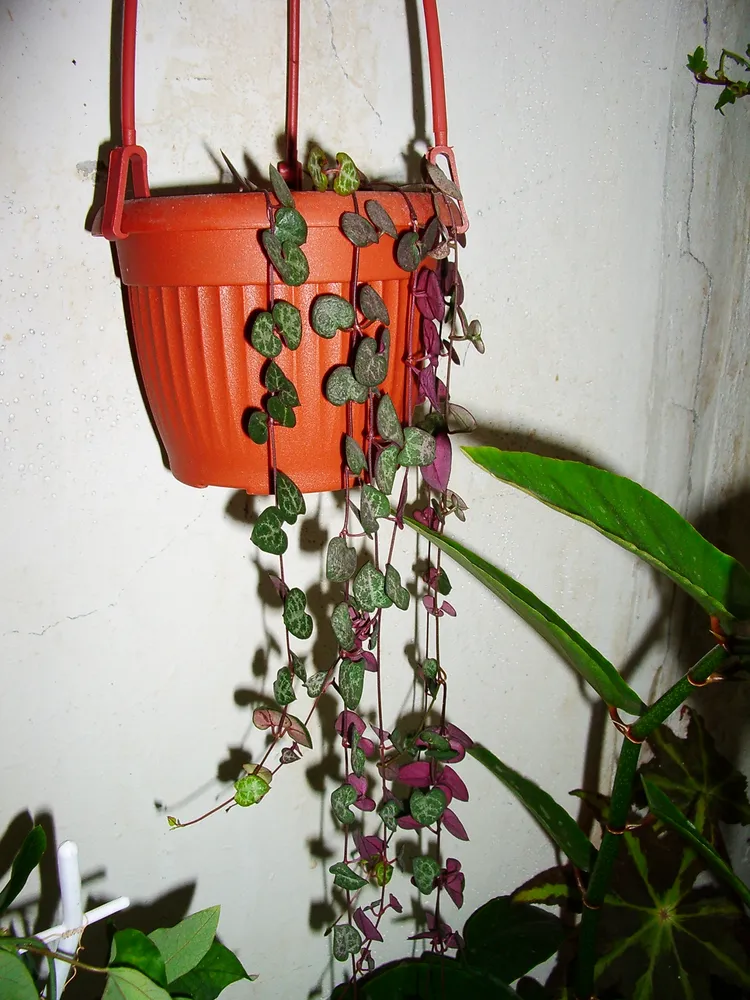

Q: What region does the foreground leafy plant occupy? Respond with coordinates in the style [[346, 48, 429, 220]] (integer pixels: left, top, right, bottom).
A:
[[688, 43, 750, 112], [0, 825, 253, 999]]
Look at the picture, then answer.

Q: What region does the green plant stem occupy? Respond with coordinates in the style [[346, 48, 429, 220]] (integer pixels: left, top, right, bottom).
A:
[[12, 939, 107, 975], [573, 644, 728, 998]]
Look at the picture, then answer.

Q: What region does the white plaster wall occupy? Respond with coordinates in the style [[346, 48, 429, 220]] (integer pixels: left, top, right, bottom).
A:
[[1, 1, 747, 996]]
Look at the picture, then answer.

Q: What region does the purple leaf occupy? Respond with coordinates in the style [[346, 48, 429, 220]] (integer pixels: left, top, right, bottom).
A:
[[421, 432, 452, 492], [437, 765, 469, 801], [354, 907, 383, 943], [441, 601, 457, 617], [335, 711, 366, 743], [394, 471, 409, 529], [371, 725, 391, 744], [423, 594, 437, 615], [415, 269, 445, 321], [441, 807, 470, 841], [354, 795, 376, 812], [347, 774, 368, 798], [440, 722, 474, 748], [397, 815, 422, 830], [397, 761, 432, 787], [441, 861, 465, 908], [413, 506, 442, 530], [389, 894, 403, 913], [421, 319, 442, 364], [417, 365, 441, 408], [267, 573, 289, 600], [358, 736, 375, 756], [360, 650, 378, 672], [355, 834, 385, 860]]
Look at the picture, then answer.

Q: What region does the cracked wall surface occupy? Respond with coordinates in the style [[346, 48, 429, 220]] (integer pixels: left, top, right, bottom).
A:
[[1, 0, 748, 995]]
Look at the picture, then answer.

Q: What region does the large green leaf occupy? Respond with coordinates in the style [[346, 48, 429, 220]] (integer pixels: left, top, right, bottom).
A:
[[168, 940, 254, 1000], [148, 906, 219, 984], [595, 824, 750, 1000], [0, 825, 45, 917], [0, 950, 38, 1000], [406, 518, 643, 714], [462, 448, 750, 624], [468, 746, 595, 871], [329, 952, 520, 999], [642, 778, 750, 909], [110, 928, 167, 987], [462, 895, 565, 984]]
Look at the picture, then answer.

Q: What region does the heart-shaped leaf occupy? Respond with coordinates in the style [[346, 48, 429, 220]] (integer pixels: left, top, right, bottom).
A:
[[306, 671, 330, 698], [353, 562, 392, 612], [246, 409, 268, 444], [359, 284, 390, 325], [311, 294, 355, 339], [354, 329, 390, 387], [331, 602, 356, 651], [412, 856, 441, 895], [266, 395, 296, 427], [410, 787, 448, 826], [269, 163, 295, 207], [375, 444, 400, 494], [419, 216, 441, 258], [264, 362, 300, 406], [329, 862, 368, 893], [339, 658, 365, 710], [332, 922, 362, 962], [288, 651, 306, 683], [272, 300, 302, 350], [360, 484, 390, 534], [250, 311, 282, 358], [398, 426, 437, 467], [396, 231, 421, 271], [345, 435, 367, 476], [331, 783, 358, 825], [365, 198, 398, 238], [421, 432, 452, 491], [276, 471, 306, 524], [333, 152, 360, 195], [274, 205, 307, 247], [306, 146, 328, 191], [376, 393, 404, 447], [234, 772, 271, 806], [462, 447, 750, 625], [283, 588, 313, 640], [341, 212, 379, 247], [407, 518, 643, 716], [379, 798, 401, 832], [273, 666, 296, 707], [327, 536, 358, 582], [385, 564, 409, 610], [251, 507, 288, 555], [424, 158, 463, 201], [325, 365, 369, 406], [261, 230, 309, 286]]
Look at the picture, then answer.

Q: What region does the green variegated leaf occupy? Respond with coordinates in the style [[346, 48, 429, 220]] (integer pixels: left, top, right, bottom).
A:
[[274, 205, 307, 246], [375, 444, 400, 494], [273, 666, 296, 706], [333, 152, 360, 196], [339, 658, 365, 710], [364, 199, 398, 239], [234, 772, 270, 806], [306, 146, 329, 191], [289, 651, 306, 683], [246, 410, 269, 444], [251, 506, 288, 555], [331, 602, 356, 651], [422, 657, 438, 680], [266, 395, 296, 427], [385, 564, 409, 610], [396, 231, 421, 271], [398, 426, 436, 467], [264, 361, 300, 406], [269, 163, 295, 207], [261, 231, 309, 286], [250, 310, 282, 358], [325, 365, 369, 406], [354, 330, 390, 387], [311, 294, 356, 339], [359, 284, 391, 325], [351, 730, 366, 777], [379, 798, 400, 832], [462, 447, 750, 625], [410, 787, 447, 826], [341, 212, 379, 247], [326, 536, 358, 583], [512, 865, 578, 907], [306, 671, 329, 698], [276, 471, 306, 524], [332, 923, 362, 962], [345, 435, 367, 476], [329, 862, 368, 893], [331, 783, 358, 825], [272, 300, 303, 350], [360, 485, 390, 534], [412, 856, 441, 895], [376, 393, 404, 447], [353, 562, 392, 612], [283, 588, 313, 639]]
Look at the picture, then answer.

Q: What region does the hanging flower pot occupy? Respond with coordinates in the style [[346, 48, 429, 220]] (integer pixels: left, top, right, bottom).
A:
[[95, 0, 467, 494]]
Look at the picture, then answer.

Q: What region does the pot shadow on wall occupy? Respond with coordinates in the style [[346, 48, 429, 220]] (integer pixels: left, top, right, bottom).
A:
[[0, 810, 197, 1000]]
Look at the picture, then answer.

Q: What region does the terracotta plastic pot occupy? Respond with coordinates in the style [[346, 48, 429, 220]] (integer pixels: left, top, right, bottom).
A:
[[95, 0, 466, 494]]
